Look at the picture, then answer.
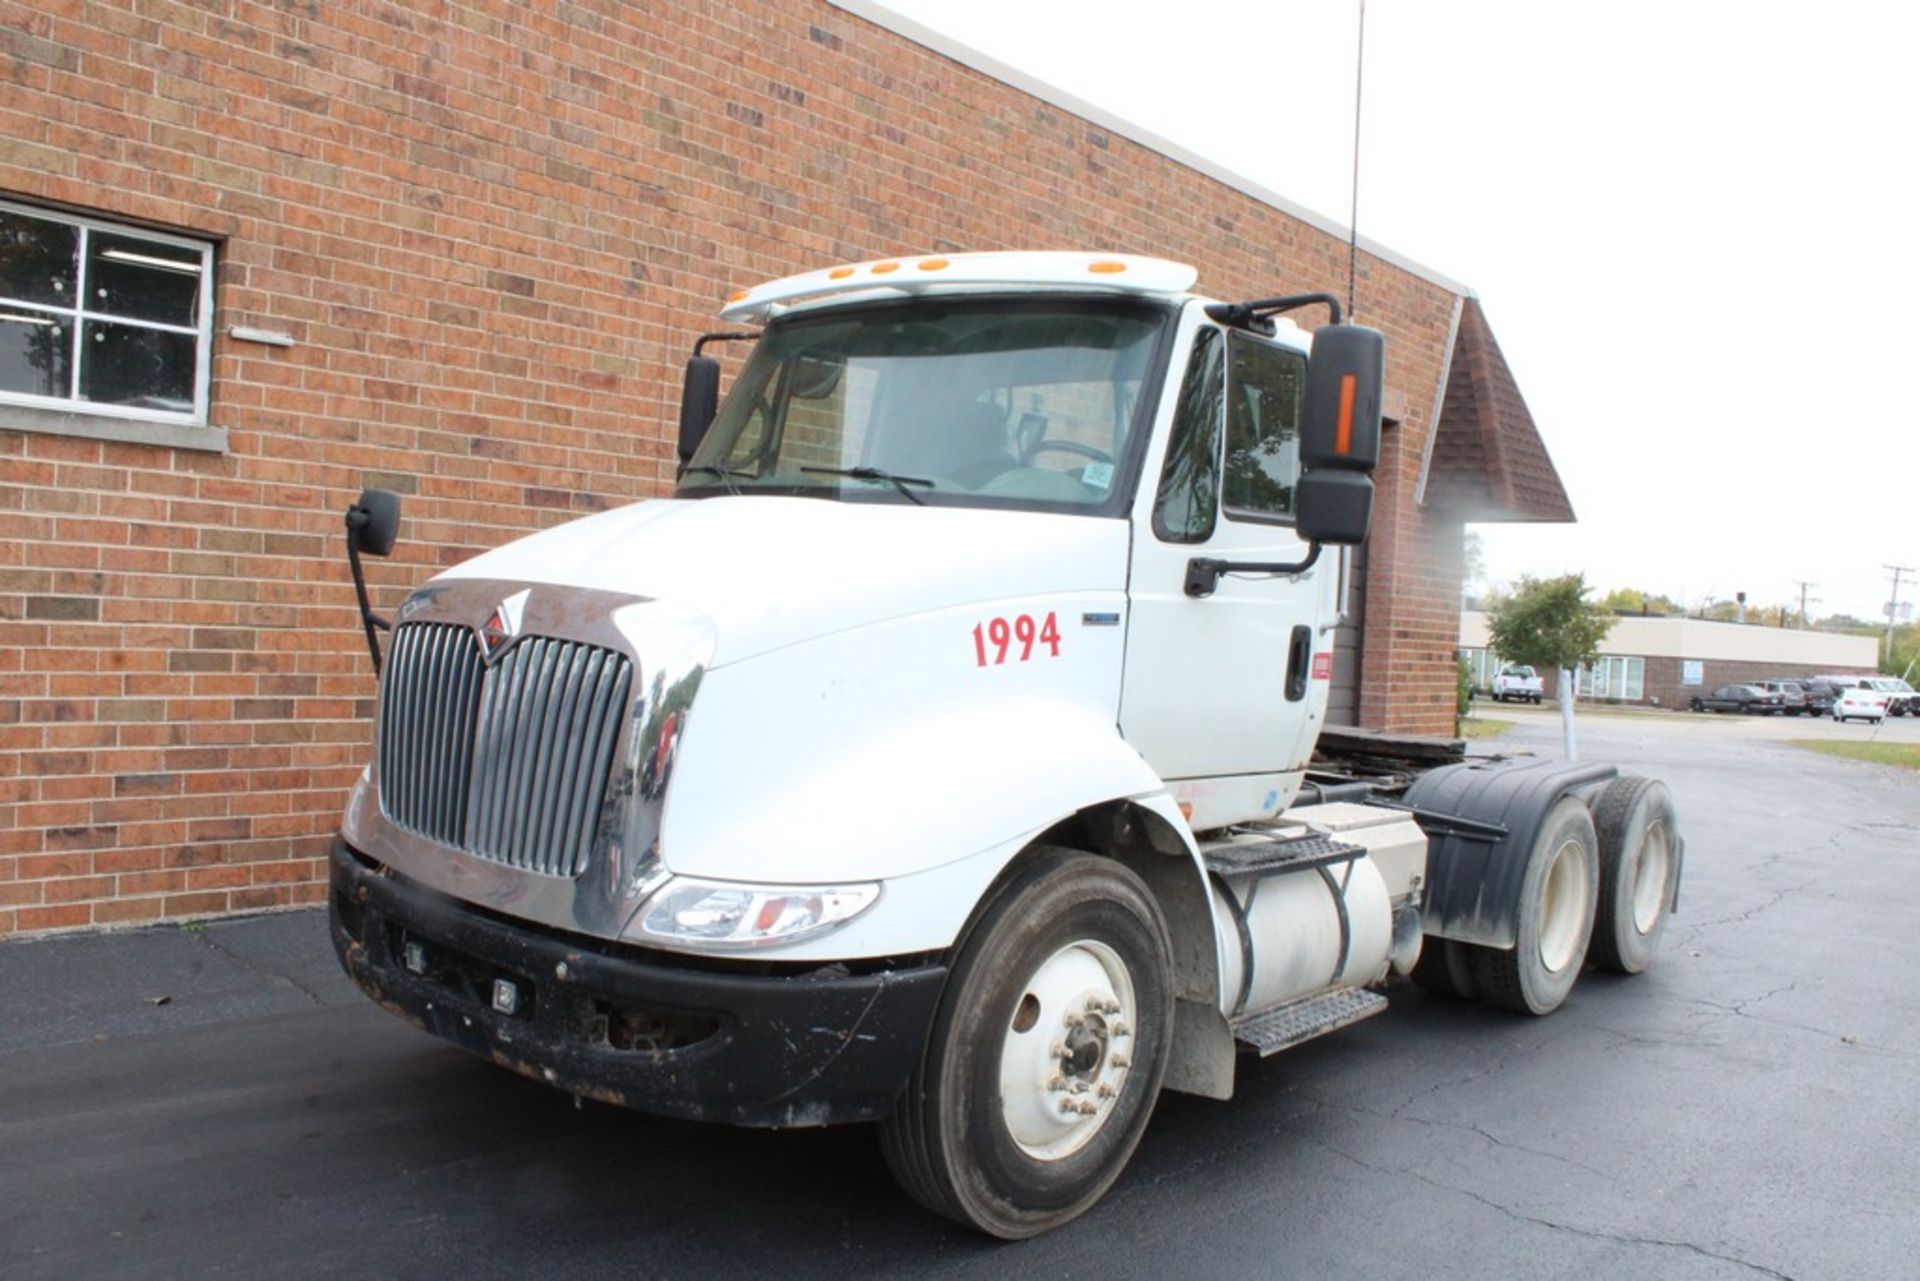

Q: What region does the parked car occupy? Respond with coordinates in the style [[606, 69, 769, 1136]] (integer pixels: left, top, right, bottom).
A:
[[1491, 664, 1544, 704], [1870, 677, 1916, 717], [1811, 674, 1916, 717], [1750, 680, 1809, 715], [1833, 686, 1890, 724], [1690, 684, 1785, 715], [1798, 679, 1843, 717]]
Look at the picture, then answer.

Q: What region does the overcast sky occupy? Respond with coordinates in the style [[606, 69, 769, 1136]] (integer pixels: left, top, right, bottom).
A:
[[874, 0, 1920, 624]]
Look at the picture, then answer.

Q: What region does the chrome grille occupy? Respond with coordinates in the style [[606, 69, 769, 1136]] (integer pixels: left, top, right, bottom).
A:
[[466, 635, 633, 876], [378, 623, 484, 847], [378, 624, 634, 878]]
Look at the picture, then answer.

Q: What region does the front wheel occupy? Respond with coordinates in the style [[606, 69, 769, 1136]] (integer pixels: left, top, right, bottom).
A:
[[879, 850, 1173, 1238]]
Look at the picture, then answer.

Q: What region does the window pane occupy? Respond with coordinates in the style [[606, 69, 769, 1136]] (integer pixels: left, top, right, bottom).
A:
[[681, 301, 1162, 514], [79, 319, 195, 412], [1152, 327, 1223, 543], [84, 232, 203, 327], [1223, 333, 1304, 517], [0, 209, 79, 309], [0, 307, 73, 397]]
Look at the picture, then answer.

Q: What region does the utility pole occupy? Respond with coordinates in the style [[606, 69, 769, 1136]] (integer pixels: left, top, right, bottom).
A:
[[1887, 564, 1916, 666], [1791, 579, 1819, 628]]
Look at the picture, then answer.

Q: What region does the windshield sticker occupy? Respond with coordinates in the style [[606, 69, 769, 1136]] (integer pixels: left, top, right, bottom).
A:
[[1080, 461, 1114, 491]]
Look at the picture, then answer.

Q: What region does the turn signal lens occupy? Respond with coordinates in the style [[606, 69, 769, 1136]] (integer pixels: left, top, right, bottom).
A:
[[1088, 260, 1127, 274], [871, 261, 900, 274]]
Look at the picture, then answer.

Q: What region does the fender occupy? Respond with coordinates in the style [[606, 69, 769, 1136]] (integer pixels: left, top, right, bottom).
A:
[[1401, 757, 1617, 949], [652, 600, 1173, 959]]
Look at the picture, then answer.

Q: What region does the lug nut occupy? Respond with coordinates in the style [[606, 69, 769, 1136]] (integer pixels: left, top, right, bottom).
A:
[[1071, 1079, 1089, 1094], [1096, 1083, 1115, 1099], [1111, 1020, 1130, 1038], [1111, 1055, 1130, 1070], [1047, 1074, 1066, 1093]]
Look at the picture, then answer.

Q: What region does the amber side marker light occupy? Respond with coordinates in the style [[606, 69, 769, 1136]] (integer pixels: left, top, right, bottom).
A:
[[726, 288, 750, 303], [871, 261, 900, 274], [1088, 260, 1127, 274], [828, 266, 856, 279], [1334, 372, 1357, 456], [918, 257, 950, 271]]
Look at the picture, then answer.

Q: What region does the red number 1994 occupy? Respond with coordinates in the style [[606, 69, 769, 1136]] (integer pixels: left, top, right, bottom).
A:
[[972, 612, 1062, 666]]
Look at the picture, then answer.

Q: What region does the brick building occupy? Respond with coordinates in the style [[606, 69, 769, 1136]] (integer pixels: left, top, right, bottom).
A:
[[1462, 611, 1880, 709], [0, 0, 1566, 935]]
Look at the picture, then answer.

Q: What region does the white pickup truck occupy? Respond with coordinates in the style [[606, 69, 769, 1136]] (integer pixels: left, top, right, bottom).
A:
[[332, 252, 1682, 1237], [1491, 664, 1545, 703]]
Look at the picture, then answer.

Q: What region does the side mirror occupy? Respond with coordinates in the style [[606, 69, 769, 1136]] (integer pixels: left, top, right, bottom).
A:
[[1295, 470, 1374, 546], [679, 356, 721, 464], [346, 488, 402, 557], [1300, 324, 1384, 472]]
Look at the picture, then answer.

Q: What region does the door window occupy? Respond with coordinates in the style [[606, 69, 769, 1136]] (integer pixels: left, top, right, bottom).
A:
[[1150, 327, 1224, 543], [1222, 332, 1305, 521]]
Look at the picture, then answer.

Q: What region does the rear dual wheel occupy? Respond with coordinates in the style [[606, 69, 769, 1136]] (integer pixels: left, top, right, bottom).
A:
[[880, 850, 1172, 1238], [1474, 798, 1598, 1015], [1588, 777, 1679, 974]]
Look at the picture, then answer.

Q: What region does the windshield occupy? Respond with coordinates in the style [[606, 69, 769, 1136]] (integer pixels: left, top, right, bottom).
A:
[[677, 298, 1169, 514]]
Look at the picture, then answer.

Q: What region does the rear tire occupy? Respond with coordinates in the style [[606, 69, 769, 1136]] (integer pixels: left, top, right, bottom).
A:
[[1474, 798, 1598, 1015], [1587, 777, 1679, 974], [879, 849, 1173, 1238]]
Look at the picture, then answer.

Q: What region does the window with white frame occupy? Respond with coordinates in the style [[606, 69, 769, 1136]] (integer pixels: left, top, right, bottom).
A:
[[1576, 656, 1646, 701], [0, 199, 215, 428]]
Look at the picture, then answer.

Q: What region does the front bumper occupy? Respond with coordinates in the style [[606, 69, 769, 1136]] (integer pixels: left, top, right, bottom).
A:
[[329, 835, 947, 1127]]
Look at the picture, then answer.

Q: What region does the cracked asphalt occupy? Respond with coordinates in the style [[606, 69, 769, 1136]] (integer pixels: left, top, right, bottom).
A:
[[3, 714, 1916, 1279]]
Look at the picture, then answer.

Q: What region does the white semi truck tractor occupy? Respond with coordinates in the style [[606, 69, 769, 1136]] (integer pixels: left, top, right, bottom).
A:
[[332, 252, 1682, 1237]]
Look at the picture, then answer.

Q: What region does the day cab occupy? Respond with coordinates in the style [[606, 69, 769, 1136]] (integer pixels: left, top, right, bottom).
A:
[[331, 251, 1681, 1238]]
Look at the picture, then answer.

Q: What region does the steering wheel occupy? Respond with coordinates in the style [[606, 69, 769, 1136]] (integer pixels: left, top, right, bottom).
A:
[[1025, 438, 1115, 468]]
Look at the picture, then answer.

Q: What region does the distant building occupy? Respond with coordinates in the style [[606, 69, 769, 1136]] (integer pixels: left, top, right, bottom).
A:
[[1461, 611, 1879, 707]]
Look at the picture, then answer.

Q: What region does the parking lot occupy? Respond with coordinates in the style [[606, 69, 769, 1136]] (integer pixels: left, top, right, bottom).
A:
[[3, 711, 1917, 1280]]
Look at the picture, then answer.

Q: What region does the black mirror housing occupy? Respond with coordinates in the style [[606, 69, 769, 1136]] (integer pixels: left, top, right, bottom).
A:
[[1295, 469, 1373, 546], [1300, 324, 1384, 473], [679, 355, 721, 464], [347, 488, 402, 557]]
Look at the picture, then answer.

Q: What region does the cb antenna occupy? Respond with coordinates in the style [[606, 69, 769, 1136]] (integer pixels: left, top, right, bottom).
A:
[[1346, 0, 1366, 321]]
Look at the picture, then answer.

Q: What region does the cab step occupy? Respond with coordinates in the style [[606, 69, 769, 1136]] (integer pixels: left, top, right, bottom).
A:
[[1231, 986, 1388, 1057], [1201, 831, 1365, 879]]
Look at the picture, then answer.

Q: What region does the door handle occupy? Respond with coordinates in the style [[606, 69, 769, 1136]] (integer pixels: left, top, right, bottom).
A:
[[1285, 624, 1312, 702]]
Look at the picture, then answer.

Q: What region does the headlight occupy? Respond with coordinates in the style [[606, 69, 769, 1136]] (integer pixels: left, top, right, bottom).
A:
[[637, 878, 881, 951]]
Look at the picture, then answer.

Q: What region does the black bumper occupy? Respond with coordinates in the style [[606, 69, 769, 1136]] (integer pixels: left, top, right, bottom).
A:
[[329, 836, 947, 1127]]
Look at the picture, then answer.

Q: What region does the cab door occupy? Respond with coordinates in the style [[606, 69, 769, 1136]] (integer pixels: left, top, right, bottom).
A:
[[1120, 319, 1333, 830]]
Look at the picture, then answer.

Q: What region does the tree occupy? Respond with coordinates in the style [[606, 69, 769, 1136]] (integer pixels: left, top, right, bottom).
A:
[[1484, 573, 1614, 760]]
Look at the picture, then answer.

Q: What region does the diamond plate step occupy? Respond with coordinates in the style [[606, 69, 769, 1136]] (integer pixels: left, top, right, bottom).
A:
[[1231, 987, 1388, 1057], [1202, 832, 1365, 878]]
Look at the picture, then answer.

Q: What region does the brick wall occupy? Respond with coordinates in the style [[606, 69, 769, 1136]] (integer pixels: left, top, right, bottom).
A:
[[0, 0, 1465, 935]]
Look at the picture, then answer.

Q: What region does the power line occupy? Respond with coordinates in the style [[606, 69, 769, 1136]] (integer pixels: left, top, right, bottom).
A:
[[1886, 563, 1916, 663], [1791, 579, 1819, 628]]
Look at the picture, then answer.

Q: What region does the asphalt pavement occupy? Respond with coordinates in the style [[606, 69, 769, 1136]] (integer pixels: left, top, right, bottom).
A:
[[3, 713, 1916, 1280]]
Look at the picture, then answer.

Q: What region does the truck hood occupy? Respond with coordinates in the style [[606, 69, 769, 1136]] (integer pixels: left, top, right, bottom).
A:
[[438, 496, 1130, 666]]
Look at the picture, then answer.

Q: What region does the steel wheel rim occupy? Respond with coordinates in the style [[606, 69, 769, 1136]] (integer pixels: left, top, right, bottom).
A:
[[1630, 821, 1672, 935], [998, 938, 1136, 1161], [1537, 837, 1589, 975]]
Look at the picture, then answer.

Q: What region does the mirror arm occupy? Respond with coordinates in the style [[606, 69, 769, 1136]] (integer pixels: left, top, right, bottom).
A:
[[343, 511, 391, 675], [693, 330, 760, 357], [1184, 542, 1323, 598]]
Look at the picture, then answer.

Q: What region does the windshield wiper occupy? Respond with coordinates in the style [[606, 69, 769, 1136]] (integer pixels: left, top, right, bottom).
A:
[[680, 463, 755, 494], [800, 465, 933, 506]]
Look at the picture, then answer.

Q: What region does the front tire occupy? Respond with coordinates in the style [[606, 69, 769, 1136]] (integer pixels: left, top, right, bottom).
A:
[[1474, 798, 1598, 1015], [1587, 777, 1679, 974], [879, 850, 1173, 1238]]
